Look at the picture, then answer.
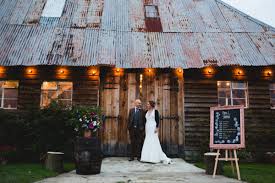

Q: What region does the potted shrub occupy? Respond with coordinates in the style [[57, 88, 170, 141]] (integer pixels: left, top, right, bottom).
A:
[[69, 106, 103, 175]]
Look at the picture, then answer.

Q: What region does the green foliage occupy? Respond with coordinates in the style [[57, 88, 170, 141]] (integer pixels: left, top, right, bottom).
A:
[[195, 162, 275, 183]]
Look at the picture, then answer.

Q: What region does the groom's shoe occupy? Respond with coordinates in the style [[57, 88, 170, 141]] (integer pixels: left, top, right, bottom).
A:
[[137, 157, 141, 161], [129, 157, 134, 161]]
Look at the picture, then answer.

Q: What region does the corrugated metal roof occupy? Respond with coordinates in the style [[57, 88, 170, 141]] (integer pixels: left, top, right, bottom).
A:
[[1, 0, 274, 32], [0, 23, 274, 68], [0, 0, 274, 68]]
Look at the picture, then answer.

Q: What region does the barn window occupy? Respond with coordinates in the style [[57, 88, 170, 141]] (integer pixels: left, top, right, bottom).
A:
[[144, 5, 162, 32], [270, 83, 275, 109], [41, 0, 66, 18], [0, 81, 19, 109], [145, 5, 159, 18], [40, 81, 73, 108], [217, 81, 248, 108]]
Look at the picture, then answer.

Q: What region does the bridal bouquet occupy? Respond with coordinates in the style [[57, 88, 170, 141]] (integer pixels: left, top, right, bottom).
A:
[[70, 106, 103, 135]]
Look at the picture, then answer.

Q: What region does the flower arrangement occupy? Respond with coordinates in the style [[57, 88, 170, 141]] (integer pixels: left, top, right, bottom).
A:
[[70, 106, 103, 135]]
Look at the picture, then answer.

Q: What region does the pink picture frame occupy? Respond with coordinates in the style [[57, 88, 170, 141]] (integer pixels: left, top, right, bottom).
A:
[[210, 105, 245, 149]]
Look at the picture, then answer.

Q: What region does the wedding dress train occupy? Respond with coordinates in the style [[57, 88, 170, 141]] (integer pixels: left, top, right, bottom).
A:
[[140, 109, 171, 164]]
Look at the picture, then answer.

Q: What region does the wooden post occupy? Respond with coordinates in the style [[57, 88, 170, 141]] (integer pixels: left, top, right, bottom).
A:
[[213, 149, 220, 178], [234, 149, 241, 180], [45, 152, 64, 173], [229, 150, 235, 176]]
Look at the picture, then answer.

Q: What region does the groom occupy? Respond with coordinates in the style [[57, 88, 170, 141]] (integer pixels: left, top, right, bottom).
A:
[[128, 99, 146, 161]]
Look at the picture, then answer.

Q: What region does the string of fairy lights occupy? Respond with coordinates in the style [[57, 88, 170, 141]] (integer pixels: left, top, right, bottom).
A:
[[0, 66, 273, 78]]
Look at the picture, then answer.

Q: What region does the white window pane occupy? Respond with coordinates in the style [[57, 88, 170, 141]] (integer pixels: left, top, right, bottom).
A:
[[3, 99, 17, 109], [218, 89, 231, 98], [41, 81, 72, 108], [59, 91, 72, 100], [58, 82, 73, 91], [218, 98, 231, 106], [42, 82, 58, 90], [2, 81, 19, 88], [145, 5, 158, 18], [217, 81, 230, 88], [3, 89, 18, 98], [41, 0, 66, 18], [232, 89, 245, 99], [232, 82, 247, 89], [233, 99, 246, 106], [41, 90, 58, 107]]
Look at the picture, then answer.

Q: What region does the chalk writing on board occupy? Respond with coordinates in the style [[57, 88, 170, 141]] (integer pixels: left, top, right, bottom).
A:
[[213, 109, 241, 144], [210, 106, 245, 149]]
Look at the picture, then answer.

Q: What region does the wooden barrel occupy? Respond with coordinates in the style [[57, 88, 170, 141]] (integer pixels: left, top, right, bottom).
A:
[[74, 137, 102, 175]]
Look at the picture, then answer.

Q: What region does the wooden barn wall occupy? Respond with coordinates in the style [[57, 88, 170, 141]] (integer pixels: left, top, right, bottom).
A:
[[73, 79, 99, 107], [184, 79, 217, 160], [0, 66, 100, 109], [184, 67, 275, 161], [18, 80, 42, 109]]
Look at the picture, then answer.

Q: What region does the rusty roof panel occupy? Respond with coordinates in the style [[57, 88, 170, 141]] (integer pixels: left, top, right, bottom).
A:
[[81, 29, 99, 66], [86, 0, 104, 28], [0, 0, 275, 68], [178, 33, 203, 68], [9, 0, 31, 25], [71, 0, 90, 28], [101, 0, 132, 31], [249, 33, 275, 65], [23, 0, 47, 24], [217, 1, 265, 33], [0, 0, 274, 32], [0, 0, 17, 23]]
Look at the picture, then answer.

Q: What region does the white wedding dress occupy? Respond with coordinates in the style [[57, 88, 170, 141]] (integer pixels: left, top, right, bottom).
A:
[[140, 109, 172, 164]]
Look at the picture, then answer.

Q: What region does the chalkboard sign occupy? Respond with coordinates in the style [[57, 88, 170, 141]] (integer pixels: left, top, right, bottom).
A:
[[210, 106, 245, 149]]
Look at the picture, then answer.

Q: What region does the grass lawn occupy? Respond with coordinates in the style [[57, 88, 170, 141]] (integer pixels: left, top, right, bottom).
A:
[[0, 163, 75, 183], [195, 162, 275, 183]]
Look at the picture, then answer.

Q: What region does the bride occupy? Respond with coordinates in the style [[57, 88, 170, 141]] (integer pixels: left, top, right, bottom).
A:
[[140, 101, 172, 164]]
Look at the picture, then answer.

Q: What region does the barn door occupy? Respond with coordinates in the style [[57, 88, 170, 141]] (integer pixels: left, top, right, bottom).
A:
[[100, 69, 138, 156], [100, 69, 184, 157], [141, 70, 184, 156]]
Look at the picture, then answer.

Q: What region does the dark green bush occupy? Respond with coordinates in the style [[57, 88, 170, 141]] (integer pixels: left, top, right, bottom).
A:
[[0, 102, 102, 162]]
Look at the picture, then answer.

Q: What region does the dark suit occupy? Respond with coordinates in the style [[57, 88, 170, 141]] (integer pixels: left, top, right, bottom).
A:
[[128, 107, 145, 159]]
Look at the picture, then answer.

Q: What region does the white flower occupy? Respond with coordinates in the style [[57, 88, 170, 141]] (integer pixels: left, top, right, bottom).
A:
[[93, 121, 97, 125], [74, 128, 78, 132], [79, 118, 82, 122]]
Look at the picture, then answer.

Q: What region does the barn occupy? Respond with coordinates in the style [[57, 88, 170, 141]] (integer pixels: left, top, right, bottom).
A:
[[0, 0, 275, 160]]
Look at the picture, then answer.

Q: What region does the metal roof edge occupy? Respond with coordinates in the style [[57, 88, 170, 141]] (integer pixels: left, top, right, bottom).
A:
[[216, 0, 275, 32]]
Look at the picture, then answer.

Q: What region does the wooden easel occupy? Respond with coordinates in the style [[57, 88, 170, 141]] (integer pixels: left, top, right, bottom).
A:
[[213, 149, 241, 181]]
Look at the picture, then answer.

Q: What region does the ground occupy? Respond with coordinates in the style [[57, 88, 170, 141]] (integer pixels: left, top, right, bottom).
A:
[[36, 158, 244, 183]]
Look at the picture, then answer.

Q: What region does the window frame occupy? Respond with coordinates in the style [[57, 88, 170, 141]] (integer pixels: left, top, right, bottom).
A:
[[0, 81, 19, 110], [270, 83, 275, 109], [144, 5, 160, 18], [40, 81, 73, 108], [217, 81, 249, 108]]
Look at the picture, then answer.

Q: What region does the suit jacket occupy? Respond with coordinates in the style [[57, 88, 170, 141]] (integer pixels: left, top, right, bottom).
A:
[[128, 108, 146, 130]]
